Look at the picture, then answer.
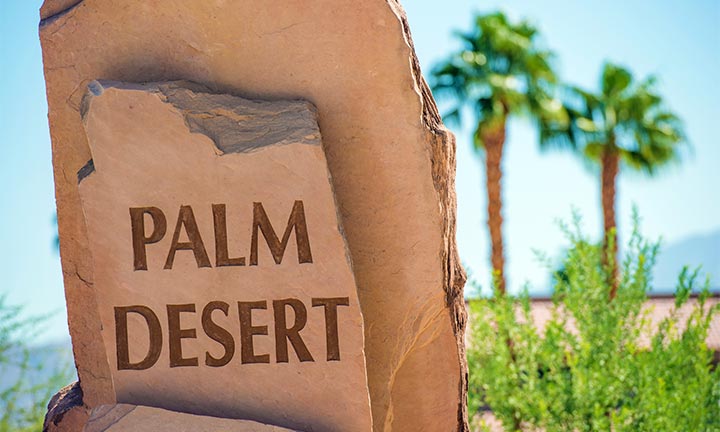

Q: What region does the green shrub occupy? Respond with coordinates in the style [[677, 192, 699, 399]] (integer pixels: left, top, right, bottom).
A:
[[0, 296, 73, 432], [467, 216, 720, 431]]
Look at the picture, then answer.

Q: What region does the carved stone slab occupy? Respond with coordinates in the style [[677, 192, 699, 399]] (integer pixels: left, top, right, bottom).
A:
[[85, 405, 295, 432], [76, 81, 371, 432], [40, 1, 468, 430]]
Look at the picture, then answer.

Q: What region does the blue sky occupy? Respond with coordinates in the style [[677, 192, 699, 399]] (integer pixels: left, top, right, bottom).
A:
[[1, 0, 719, 342], [404, 0, 720, 293]]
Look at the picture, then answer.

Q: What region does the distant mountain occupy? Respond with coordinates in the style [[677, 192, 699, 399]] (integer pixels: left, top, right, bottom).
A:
[[652, 229, 720, 293]]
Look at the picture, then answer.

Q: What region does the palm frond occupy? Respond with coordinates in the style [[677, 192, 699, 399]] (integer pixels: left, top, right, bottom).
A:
[[430, 10, 560, 144], [555, 62, 688, 175]]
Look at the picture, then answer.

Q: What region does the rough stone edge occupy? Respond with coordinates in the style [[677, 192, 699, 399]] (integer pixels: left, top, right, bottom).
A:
[[43, 381, 88, 432], [157, 83, 321, 154], [39, 0, 82, 22], [39, 0, 117, 409], [77, 80, 322, 184], [386, 1, 469, 430]]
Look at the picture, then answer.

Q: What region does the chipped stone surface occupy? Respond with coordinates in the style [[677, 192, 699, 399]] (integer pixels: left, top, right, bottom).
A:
[[75, 81, 371, 432], [80, 81, 322, 154], [85, 405, 296, 432], [44, 381, 89, 432], [40, 1, 468, 430]]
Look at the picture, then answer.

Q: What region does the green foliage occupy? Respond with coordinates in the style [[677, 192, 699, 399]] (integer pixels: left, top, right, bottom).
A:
[[430, 11, 567, 149], [545, 62, 687, 175], [467, 217, 720, 431], [0, 295, 72, 432]]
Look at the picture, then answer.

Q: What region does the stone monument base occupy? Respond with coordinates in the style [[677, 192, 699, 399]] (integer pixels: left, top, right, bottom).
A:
[[44, 382, 296, 432]]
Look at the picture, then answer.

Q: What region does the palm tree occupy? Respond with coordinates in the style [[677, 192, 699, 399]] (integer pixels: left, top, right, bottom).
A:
[[545, 63, 686, 294], [431, 12, 565, 293]]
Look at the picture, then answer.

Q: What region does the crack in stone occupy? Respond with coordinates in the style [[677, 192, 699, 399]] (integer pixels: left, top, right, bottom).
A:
[[262, 21, 308, 36], [100, 407, 136, 431], [77, 159, 94, 184], [75, 270, 93, 287], [85, 406, 136, 432], [40, 0, 83, 24]]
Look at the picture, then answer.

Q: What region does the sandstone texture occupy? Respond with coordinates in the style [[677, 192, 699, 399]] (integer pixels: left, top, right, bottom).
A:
[[40, 0, 467, 430], [75, 81, 371, 432], [84, 405, 296, 432]]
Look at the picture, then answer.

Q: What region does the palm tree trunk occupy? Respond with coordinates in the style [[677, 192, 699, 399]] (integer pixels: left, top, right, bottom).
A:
[[483, 120, 517, 428], [482, 121, 507, 294], [601, 149, 620, 297]]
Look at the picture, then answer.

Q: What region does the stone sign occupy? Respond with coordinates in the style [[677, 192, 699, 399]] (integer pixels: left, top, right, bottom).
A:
[[76, 81, 371, 431], [40, 0, 468, 430]]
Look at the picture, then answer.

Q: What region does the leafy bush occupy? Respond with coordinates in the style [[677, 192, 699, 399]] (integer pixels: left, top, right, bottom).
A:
[[0, 295, 73, 432], [467, 216, 720, 431]]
